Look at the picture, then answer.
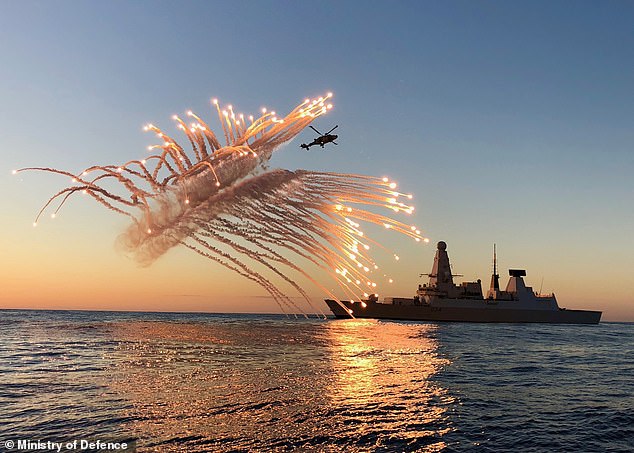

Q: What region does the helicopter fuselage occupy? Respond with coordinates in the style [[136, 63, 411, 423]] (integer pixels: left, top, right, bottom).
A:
[[301, 133, 338, 149], [300, 125, 339, 150]]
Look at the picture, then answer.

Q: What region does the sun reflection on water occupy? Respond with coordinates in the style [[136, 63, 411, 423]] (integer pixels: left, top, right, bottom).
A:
[[106, 319, 454, 451], [325, 319, 453, 451]]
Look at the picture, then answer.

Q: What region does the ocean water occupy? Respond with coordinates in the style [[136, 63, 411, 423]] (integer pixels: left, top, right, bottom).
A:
[[0, 310, 632, 452]]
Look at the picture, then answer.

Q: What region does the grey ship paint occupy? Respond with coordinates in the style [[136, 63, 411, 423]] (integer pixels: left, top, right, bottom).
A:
[[326, 242, 601, 324]]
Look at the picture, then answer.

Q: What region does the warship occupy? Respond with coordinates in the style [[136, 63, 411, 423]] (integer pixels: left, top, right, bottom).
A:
[[325, 241, 602, 324]]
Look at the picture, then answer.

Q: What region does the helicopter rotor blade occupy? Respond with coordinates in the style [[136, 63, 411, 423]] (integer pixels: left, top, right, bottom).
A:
[[309, 125, 322, 135], [326, 125, 339, 134]]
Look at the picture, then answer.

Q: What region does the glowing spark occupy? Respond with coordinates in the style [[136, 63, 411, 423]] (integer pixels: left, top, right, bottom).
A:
[[18, 93, 426, 317]]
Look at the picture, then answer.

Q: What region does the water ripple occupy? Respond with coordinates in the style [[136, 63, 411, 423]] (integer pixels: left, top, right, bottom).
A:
[[0, 310, 632, 452]]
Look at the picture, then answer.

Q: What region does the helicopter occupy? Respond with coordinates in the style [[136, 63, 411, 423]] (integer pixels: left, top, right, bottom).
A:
[[300, 125, 338, 150]]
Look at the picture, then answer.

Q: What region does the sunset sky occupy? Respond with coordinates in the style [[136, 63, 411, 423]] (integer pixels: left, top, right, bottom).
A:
[[1, 1, 632, 320]]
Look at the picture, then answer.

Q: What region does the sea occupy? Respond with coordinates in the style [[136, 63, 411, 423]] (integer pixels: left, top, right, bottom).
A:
[[0, 310, 632, 453]]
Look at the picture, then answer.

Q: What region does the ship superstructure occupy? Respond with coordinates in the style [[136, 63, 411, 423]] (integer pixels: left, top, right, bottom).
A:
[[325, 241, 601, 324]]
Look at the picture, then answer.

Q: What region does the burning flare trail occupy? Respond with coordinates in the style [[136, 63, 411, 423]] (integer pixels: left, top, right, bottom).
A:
[[15, 94, 428, 316]]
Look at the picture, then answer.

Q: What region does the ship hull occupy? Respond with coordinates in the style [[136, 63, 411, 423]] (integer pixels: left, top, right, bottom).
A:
[[325, 299, 602, 324]]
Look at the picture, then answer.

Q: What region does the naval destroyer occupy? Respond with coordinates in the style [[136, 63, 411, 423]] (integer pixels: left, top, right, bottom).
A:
[[325, 241, 601, 324]]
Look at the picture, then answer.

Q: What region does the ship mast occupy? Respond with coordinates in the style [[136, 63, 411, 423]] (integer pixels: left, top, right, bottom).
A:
[[428, 241, 456, 288], [489, 243, 500, 291]]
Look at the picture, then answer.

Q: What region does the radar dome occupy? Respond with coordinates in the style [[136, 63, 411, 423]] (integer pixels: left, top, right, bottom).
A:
[[437, 241, 447, 251]]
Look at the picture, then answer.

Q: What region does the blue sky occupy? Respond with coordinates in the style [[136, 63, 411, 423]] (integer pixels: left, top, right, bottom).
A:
[[1, 1, 632, 319]]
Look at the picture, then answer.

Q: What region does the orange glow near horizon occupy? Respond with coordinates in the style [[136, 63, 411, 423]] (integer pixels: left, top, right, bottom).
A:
[[0, 223, 632, 321]]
